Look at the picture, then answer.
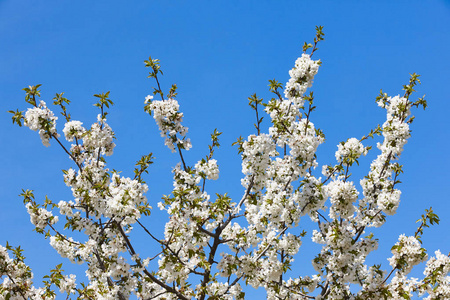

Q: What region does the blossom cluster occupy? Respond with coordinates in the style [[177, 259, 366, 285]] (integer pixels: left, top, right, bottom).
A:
[[335, 137, 367, 166], [284, 53, 320, 104], [195, 158, 219, 180], [83, 115, 116, 156], [420, 250, 450, 299], [62, 120, 85, 142], [357, 94, 413, 231], [388, 234, 427, 274], [24, 100, 58, 146], [25, 202, 58, 231], [145, 95, 192, 152], [326, 180, 358, 219], [0, 244, 77, 299]]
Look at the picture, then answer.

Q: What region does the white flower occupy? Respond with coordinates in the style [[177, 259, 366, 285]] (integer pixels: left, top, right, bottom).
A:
[[284, 53, 320, 101], [146, 97, 190, 152], [24, 100, 58, 146], [195, 159, 219, 180], [388, 234, 427, 274], [326, 180, 358, 219], [144, 95, 154, 104], [83, 115, 115, 156], [335, 137, 366, 165], [63, 120, 85, 142]]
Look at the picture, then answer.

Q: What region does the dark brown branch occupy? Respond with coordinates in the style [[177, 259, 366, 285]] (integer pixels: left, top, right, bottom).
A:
[[136, 219, 164, 244], [177, 144, 188, 172], [114, 220, 189, 300]]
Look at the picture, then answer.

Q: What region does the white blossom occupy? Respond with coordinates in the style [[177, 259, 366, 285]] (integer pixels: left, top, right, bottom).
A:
[[335, 137, 366, 165], [24, 100, 58, 146], [146, 97, 191, 152], [63, 120, 85, 142], [284, 53, 320, 102], [195, 158, 219, 180]]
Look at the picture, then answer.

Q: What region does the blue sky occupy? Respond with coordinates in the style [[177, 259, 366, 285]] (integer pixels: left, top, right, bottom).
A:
[[1, 0, 449, 297]]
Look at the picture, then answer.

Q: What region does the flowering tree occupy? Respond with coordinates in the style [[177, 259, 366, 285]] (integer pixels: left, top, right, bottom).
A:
[[2, 27, 450, 300]]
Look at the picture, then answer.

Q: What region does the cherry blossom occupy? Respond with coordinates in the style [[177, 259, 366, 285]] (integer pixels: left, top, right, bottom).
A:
[[3, 28, 449, 299]]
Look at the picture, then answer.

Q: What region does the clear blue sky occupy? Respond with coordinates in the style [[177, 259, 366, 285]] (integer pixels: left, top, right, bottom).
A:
[[1, 0, 449, 297]]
